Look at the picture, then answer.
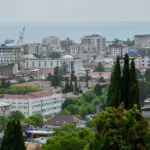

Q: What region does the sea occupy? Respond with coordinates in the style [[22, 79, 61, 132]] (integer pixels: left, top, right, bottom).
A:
[[0, 21, 150, 43]]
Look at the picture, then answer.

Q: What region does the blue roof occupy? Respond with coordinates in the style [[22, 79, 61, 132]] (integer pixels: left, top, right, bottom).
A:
[[128, 50, 135, 54]]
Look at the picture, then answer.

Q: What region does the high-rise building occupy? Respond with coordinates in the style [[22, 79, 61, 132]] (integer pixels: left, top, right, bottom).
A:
[[81, 34, 106, 52]]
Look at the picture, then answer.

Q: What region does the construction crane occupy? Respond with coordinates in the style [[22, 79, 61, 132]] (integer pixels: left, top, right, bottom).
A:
[[17, 27, 25, 46]]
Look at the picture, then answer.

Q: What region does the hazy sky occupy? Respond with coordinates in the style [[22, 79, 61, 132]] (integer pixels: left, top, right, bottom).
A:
[[0, 0, 149, 22]]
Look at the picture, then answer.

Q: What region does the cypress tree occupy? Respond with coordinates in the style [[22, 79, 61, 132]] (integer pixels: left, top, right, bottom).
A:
[[94, 83, 102, 96], [63, 79, 70, 94], [122, 54, 130, 109], [69, 80, 74, 92], [74, 77, 78, 92], [129, 59, 140, 109], [1, 120, 25, 150], [107, 56, 121, 107], [51, 67, 61, 88]]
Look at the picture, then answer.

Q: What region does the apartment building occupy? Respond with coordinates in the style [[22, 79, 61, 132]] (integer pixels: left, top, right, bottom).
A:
[[135, 34, 150, 48], [81, 34, 106, 52], [0, 45, 22, 64], [0, 92, 65, 117], [108, 43, 128, 58]]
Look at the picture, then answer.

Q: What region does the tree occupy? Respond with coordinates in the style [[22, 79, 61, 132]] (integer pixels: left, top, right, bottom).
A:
[[70, 71, 76, 82], [10, 110, 25, 121], [85, 69, 89, 88], [90, 105, 149, 150], [94, 84, 102, 96], [107, 56, 121, 107], [1, 120, 26, 150], [121, 53, 130, 109], [51, 67, 61, 88], [94, 62, 104, 72], [41, 128, 94, 150], [69, 80, 74, 92], [0, 116, 9, 132], [145, 69, 150, 82], [63, 79, 70, 94], [1, 78, 6, 88], [129, 59, 140, 109], [23, 114, 44, 127], [99, 76, 105, 83]]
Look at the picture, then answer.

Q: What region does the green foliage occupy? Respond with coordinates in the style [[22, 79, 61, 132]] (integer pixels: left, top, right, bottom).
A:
[[10, 110, 25, 121], [94, 84, 102, 96], [0, 116, 9, 132], [94, 62, 104, 72], [145, 69, 150, 82], [61, 87, 107, 118], [129, 59, 140, 109], [23, 114, 44, 127], [51, 67, 62, 88], [99, 76, 105, 83], [107, 56, 121, 107], [1, 120, 25, 150], [56, 89, 62, 94], [0, 85, 42, 94], [90, 105, 149, 150], [42, 124, 94, 150]]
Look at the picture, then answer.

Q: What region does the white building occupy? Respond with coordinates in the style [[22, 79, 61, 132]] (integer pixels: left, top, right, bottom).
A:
[[0, 102, 11, 116], [23, 55, 83, 73], [135, 34, 150, 48], [42, 36, 60, 50], [0, 92, 65, 117], [135, 56, 150, 69], [81, 34, 106, 53], [0, 46, 22, 64], [108, 43, 128, 58]]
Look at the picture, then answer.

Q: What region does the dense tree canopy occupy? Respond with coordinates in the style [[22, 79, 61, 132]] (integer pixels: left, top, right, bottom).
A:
[[10, 110, 25, 121], [1, 120, 26, 150], [90, 105, 150, 150], [94, 62, 105, 72]]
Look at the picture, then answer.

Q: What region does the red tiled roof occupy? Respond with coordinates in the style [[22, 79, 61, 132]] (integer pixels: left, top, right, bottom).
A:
[[0, 91, 54, 100]]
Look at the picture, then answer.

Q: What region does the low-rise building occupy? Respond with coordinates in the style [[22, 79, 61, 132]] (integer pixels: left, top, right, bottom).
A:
[[0, 92, 65, 117]]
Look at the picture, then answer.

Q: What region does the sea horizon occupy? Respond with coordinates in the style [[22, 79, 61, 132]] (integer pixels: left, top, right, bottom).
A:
[[0, 21, 150, 44]]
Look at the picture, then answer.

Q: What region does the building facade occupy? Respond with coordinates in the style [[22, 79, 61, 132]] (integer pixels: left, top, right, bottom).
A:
[[0, 46, 22, 64], [42, 36, 61, 50], [23, 55, 83, 73], [108, 43, 128, 58], [60, 37, 73, 51], [81, 34, 106, 53], [0, 92, 65, 117], [135, 34, 150, 48]]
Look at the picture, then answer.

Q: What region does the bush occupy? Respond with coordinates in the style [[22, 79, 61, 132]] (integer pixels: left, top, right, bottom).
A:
[[0, 85, 42, 94]]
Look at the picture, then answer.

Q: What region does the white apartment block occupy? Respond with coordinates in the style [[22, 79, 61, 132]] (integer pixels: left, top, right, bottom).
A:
[[109, 43, 128, 58], [135, 56, 150, 69], [81, 34, 106, 52], [0, 92, 65, 117], [23, 55, 83, 73], [0, 46, 22, 64], [135, 34, 150, 48], [42, 36, 61, 50]]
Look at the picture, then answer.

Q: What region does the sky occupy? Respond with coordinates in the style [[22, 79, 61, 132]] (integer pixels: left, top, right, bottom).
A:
[[0, 0, 150, 22]]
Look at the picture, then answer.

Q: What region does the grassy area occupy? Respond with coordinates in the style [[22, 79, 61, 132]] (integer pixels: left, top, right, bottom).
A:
[[0, 85, 43, 94]]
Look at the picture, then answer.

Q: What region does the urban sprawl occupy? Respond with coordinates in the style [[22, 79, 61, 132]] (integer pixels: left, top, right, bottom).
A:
[[0, 28, 150, 149]]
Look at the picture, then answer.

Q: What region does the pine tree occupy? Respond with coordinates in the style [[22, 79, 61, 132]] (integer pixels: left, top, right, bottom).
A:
[[122, 54, 130, 109], [69, 80, 74, 92], [1, 120, 25, 150], [94, 83, 102, 96], [129, 59, 140, 109], [107, 56, 121, 107], [63, 79, 70, 94], [51, 67, 61, 88]]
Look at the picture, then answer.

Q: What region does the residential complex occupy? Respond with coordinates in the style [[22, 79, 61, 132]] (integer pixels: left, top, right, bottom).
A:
[[0, 92, 65, 117], [0, 45, 22, 63], [81, 34, 106, 53]]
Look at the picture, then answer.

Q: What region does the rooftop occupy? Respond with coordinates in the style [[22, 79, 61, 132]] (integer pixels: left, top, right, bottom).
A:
[[0, 91, 58, 100]]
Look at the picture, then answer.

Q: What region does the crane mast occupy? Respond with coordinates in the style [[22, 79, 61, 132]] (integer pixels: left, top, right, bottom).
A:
[[17, 27, 25, 46]]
